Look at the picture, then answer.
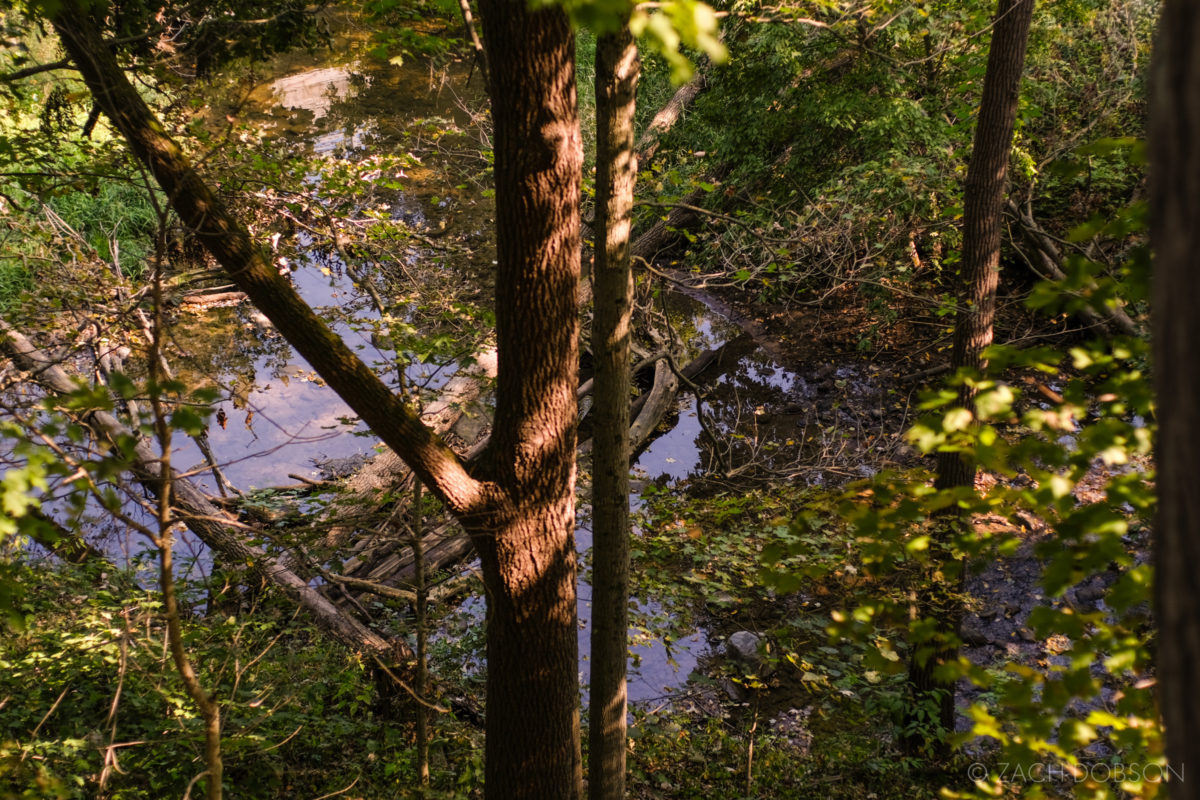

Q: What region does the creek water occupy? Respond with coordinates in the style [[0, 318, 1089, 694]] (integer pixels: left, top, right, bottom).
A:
[[148, 36, 830, 703]]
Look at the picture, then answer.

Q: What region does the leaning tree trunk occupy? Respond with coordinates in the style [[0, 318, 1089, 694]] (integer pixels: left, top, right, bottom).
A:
[[472, 3, 584, 799], [51, 3, 587, 798], [588, 26, 639, 800], [1150, 2, 1200, 794], [907, 0, 1036, 756], [48, 3, 482, 518]]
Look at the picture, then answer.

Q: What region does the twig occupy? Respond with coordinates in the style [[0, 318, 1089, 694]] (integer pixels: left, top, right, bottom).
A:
[[312, 776, 360, 800]]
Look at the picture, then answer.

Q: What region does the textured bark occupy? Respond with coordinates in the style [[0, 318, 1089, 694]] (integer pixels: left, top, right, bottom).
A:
[[52, 4, 585, 797], [1150, 2, 1200, 793], [910, 0, 1035, 755], [589, 27, 639, 800], [471, 3, 583, 798]]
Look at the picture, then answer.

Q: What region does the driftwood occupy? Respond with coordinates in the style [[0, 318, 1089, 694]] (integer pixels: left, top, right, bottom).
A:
[[628, 359, 679, 452], [636, 71, 708, 164], [341, 517, 475, 591], [1005, 198, 1139, 337], [179, 290, 249, 307], [319, 346, 498, 549], [0, 319, 407, 660]]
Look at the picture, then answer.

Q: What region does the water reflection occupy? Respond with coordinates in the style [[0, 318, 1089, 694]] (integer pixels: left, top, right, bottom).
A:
[[272, 65, 360, 119]]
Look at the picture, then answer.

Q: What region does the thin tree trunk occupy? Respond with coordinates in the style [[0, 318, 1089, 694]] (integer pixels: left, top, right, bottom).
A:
[[412, 480, 430, 790], [589, 26, 639, 800], [1150, 1, 1200, 793], [908, 0, 1036, 756], [148, 266, 223, 800], [457, 0, 488, 83], [935, 0, 1035, 490]]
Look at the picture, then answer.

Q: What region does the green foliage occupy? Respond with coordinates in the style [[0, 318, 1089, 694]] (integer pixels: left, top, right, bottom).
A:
[[645, 1, 1151, 307], [19, 0, 330, 77], [362, 0, 462, 67], [43, 179, 162, 277], [629, 0, 728, 83], [760, 203, 1158, 796], [545, 0, 728, 82], [0, 39, 169, 304], [0, 560, 483, 799]]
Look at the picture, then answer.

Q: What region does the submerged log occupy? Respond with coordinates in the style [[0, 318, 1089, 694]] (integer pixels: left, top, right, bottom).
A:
[[319, 346, 498, 549]]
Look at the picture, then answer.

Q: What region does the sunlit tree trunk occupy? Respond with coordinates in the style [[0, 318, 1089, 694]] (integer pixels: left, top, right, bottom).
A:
[[908, 0, 1035, 755], [1150, 1, 1200, 793], [472, 3, 584, 798], [589, 25, 639, 800]]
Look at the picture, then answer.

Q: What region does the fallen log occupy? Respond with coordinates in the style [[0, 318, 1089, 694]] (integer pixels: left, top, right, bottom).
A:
[[1005, 198, 1139, 337], [0, 319, 407, 661], [26, 509, 111, 565], [636, 71, 708, 164], [179, 290, 248, 307], [630, 187, 708, 265], [318, 346, 498, 549], [628, 359, 680, 452]]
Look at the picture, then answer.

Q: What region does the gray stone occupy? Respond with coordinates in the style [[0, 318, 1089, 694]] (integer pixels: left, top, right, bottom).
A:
[[725, 631, 764, 664]]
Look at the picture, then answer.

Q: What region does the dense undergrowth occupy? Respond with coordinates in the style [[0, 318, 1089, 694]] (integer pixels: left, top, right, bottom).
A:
[[643, 1, 1153, 320]]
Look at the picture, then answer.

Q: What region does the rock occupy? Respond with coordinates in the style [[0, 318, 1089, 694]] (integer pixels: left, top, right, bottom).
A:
[[452, 407, 490, 443], [725, 631, 764, 664], [312, 453, 371, 480], [720, 677, 746, 702], [960, 619, 991, 646], [1074, 578, 1107, 603]]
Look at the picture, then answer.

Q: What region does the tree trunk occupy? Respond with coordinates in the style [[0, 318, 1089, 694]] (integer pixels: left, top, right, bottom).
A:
[[589, 26, 639, 800], [472, 3, 584, 798], [908, 0, 1035, 756], [1150, 2, 1200, 793], [935, 0, 1035, 490]]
